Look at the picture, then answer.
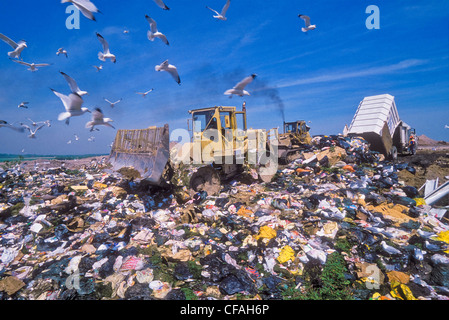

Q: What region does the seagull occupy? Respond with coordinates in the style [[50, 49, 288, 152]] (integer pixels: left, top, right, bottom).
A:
[[224, 74, 257, 97], [93, 65, 103, 72], [18, 102, 29, 109], [136, 89, 154, 97], [24, 118, 46, 127], [88, 136, 96, 142], [104, 98, 122, 108], [0, 33, 27, 59], [74, 133, 79, 140], [153, 0, 169, 10], [145, 15, 169, 45], [60, 71, 88, 96], [85, 108, 115, 131], [445, 125, 449, 129], [10, 59, 51, 72], [298, 14, 316, 32], [123, 29, 129, 34], [56, 47, 68, 58], [0, 120, 24, 132], [61, 0, 100, 21], [21, 123, 45, 139], [155, 60, 180, 85], [51, 88, 90, 125], [96, 33, 116, 63], [206, 0, 231, 21]]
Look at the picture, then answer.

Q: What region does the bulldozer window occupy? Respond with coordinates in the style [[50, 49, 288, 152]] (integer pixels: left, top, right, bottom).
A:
[[285, 123, 295, 133], [193, 111, 215, 133]]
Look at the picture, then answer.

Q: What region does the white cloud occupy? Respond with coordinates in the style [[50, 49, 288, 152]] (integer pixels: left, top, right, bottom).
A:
[[275, 59, 428, 89]]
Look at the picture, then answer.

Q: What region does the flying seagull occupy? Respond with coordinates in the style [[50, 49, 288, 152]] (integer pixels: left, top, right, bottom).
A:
[[60, 71, 88, 96], [10, 59, 51, 72], [18, 102, 29, 109], [96, 33, 116, 63], [298, 14, 316, 32], [85, 108, 115, 131], [224, 74, 257, 97], [136, 89, 154, 97], [104, 98, 122, 108], [153, 0, 169, 10], [93, 65, 103, 72], [206, 0, 231, 21], [145, 15, 169, 45], [61, 0, 100, 21], [155, 60, 180, 85], [51, 88, 90, 125], [445, 125, 449, 129], [56, 47, 68, 57], [24, 118, 47, 127], [21, 123, 45, 139], [0, 33, 27, 59], [0, 120, 24, 132]]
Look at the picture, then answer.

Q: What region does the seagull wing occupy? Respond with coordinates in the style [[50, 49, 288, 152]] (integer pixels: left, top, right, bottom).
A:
[[35, 124, 45, 131], [234, 74, 255, 90], [221, 0, 231, 15], [66, 93, 84, 111], [92, 108, 104, 121], [0, 33, 18, 49], [156, 33, 169, 45], [60, 71, 81, 93], [167, 64, 181, 84], [10, 59, 31, 66], [114, 99, 122, 104], [153, 0, 169, 10], [145, 15, 158, 33], [299, 15, 311, 27], [35, 63, 51, 67], [206, 6, 220, 15], [96, 33, 110, 53], [52, 89, 71, 111], [73, 0, 99, 13], [155, 59, 169, 71]]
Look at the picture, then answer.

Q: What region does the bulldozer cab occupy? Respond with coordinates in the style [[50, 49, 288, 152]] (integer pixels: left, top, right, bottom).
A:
[[283, 120, 312, 145], [188, 106, 247, 164]]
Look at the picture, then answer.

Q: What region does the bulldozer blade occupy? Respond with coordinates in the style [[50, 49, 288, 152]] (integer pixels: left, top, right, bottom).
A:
[[108, 124, 170, 185]]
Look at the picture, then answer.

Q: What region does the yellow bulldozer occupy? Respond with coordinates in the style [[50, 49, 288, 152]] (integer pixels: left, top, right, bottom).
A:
[[277, 120, 312, 163], [108, 102, 278, 195]]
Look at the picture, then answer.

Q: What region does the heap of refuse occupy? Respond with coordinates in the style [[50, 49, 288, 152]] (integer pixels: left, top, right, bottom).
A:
[[1, 135, 449, 300]]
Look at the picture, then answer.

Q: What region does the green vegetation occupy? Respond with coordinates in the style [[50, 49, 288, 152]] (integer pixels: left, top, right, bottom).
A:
[[281, 252, 354, 300]]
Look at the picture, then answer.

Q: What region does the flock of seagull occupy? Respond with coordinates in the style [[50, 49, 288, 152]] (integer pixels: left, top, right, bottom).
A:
[[0, 0, 317, 146]]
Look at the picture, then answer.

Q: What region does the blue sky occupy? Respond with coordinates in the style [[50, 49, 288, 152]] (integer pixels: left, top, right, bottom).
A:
[[0, 0, 448, 155]]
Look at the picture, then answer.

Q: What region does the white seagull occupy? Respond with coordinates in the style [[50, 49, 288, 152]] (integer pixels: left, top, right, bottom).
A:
[[104, 98, 122, 108], [206, 0, 231, 21], [153, 0, 169, 10], [51, 88, 90, 125], [10, 59, 51, 72], [85, 108, 115, 131], [56, 47, 68, 58], [0, 120, 24, 132], [93, 65, 103, 72], [136, 89, 154, 98], [0, 33, 27, 59], [224, 74, 257, 97], [445, 125, 449, 129], [155, 60, 180, 85], [18, 102, 29, 109], [145, 15, 169, 45], [298, 14, 316, 32], [60, 71, 88, 96], [61, 0, 100, 21], [21, 123, 45, 139], [96, 33, 116, 63]]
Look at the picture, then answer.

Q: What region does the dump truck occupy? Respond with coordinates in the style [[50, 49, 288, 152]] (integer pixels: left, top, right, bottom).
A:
[[277, 120, 312, 163], [345, 94, 416, 160], [108, 102, 279, 195]]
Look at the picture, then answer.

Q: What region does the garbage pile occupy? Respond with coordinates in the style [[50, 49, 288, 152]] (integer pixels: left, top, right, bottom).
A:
[[1, 135, 449, 300]]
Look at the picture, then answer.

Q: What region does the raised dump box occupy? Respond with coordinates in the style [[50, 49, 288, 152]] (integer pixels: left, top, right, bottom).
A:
[[346, 94, 414, 159], [108, 124, 170, 184]]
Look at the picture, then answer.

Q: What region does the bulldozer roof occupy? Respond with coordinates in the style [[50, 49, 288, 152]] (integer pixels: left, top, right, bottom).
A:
[[188, 106, 237, 113]]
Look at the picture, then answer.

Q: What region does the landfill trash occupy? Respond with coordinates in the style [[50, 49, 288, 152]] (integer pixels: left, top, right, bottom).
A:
[[1, 138, 449, 301]]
